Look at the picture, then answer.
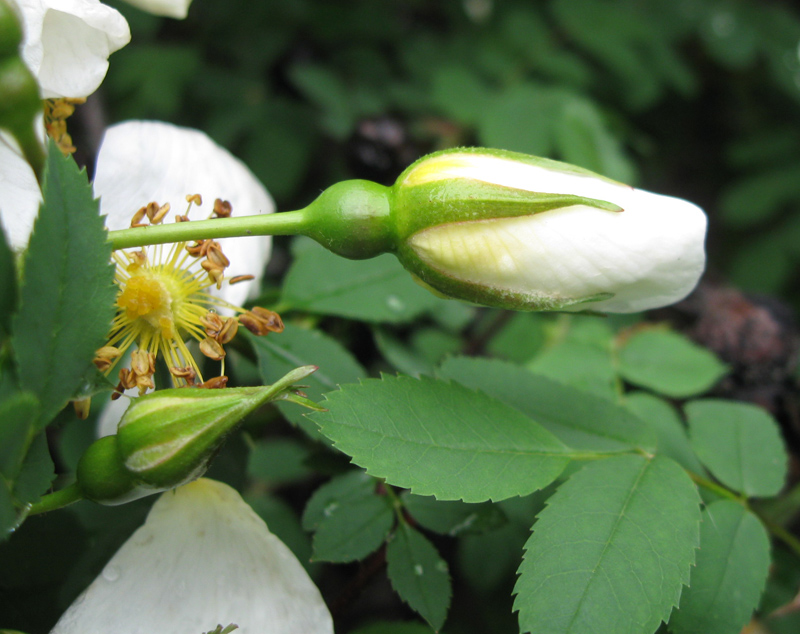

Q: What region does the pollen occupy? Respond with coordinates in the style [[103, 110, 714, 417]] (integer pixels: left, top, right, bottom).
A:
[[98, 196, 282, 397]]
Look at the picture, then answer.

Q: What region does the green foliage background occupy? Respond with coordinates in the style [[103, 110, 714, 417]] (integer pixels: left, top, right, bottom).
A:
[[4, 1, 800, 634]]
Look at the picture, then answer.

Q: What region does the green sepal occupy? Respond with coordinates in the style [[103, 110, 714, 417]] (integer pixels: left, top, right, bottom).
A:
[[0, 0, 23, 59], [393, 179, 621, 240], [0, 57, 40, 138], [116, 366, 318, 490], [76, 435, 147, 505]]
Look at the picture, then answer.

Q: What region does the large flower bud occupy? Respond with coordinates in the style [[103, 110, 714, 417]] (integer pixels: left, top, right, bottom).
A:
[[77, 366, 318, 504], [302, 148, 706, 313]]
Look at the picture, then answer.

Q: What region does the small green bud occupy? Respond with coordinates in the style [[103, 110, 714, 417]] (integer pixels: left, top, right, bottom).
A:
[[300, 147, 707, 313], [0, 0, 23, 59], [0, 56, 40, 134], [76, 366, 318, 504]]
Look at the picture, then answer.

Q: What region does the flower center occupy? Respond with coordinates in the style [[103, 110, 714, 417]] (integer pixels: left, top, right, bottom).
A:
[[118, 273, 175, 335]]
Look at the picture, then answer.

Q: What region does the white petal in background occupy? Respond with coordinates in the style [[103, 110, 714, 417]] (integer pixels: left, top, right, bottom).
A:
[[0, 132, 41, 249], [93, 120, 275, 307], [13, 0, 130, 99], [121, 0, 192, 19], [50, 479, 334, 634]]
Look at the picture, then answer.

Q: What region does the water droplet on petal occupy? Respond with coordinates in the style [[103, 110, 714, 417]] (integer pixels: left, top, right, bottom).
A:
[[102, 564, 120, 582]]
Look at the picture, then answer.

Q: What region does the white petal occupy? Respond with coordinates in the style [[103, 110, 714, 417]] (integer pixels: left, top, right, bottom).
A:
[[0, 132, 42, 250], [14, 0, 130, 99], [51, 479, 334, 634], [121, 0, 192, 18], [94, 121, 274, 307], [407, 155, 707, 313]]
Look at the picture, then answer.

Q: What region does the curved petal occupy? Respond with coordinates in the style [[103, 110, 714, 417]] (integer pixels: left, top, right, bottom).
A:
[[50, 478, 334, 634], [121, 0, 192, 19], [93, 121, 274, 307], [0, 132, 42, 250], [14, 0, 130, 99]]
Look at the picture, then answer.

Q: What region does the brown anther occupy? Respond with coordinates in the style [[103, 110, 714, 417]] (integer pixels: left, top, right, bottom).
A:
[[131, 206, 148, 227], [213, 198, 232, 218], [169, 366, 197, 384], [118, 368, 137, 391], [199, 337, 226, 361], [186, 240, 207, 257], [199, 376, 228, 389], [175, 214, 190, 223], [201, 311, 225, 337], [73, 398, 91, 420], [131, 349, 155, 376], [229, 275, 255, 285], [205, 242, 230, 268], [239, 307, 284, 336], [201, 260, 225, 289], [150, 203, 171, 225], [218, 317, 239, 344], [93, 346, 121, 371], [186, 194, 203, 206]]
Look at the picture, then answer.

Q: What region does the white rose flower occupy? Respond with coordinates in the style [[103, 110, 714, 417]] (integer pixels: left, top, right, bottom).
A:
[[388, 149, 707, 313], [50, 478, 334, 634], [11, 0, 130, 99]]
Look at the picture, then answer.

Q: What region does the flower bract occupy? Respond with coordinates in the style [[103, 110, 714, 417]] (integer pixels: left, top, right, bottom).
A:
[[50, 478, 334, 634]]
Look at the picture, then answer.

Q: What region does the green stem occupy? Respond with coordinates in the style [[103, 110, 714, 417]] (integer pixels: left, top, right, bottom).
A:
[[689, 471, 742, 503], [108, 208, 312, 250], [27, 482, 84, 515], [16, 123, 45, 186]]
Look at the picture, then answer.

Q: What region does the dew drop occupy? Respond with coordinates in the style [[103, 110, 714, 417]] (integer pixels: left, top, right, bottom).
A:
[[414, 564, 424, 576], [102, 564, 120, 582], [386, 295, 405, 312], [324, 502, 339, 517]]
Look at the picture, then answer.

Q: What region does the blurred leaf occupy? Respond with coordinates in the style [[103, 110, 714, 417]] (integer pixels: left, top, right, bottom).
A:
[[386, 523, 452, 631], [686, 400, 787, 497], [624, 392, 703, 473], [669, 500, 770, 634], [109, 45, 201, 119], [349, 623, 434, 634], [282, 239, 442, 324], [514, 455, 701, 634], [555, 96, 636, 183], [0, 224, 15, 338], [245, 494, 313, 572], [0, 479, 15, 539], [247, 438, 313, 485], [486, 312, 546, 364], [373, 328, 434, 377], [527, 340, 617, 401], [402, 493, 506, 537], [699, 1, 759, 70], [289, 63, 355, 139], [11, 146, 115, 430], [478, 83, 561, 155], [719, 163, 800, 228], [248, 322, 365, 433], [0, 392, 37, 481], [311, 374, 572, 502], [439, 356, 655, 453], [303, 470, 376, 530], [729, 231, 794, 294], [617, 329, 728, 398], [12, 433, 54, 506], [431, 64, 490, 126]]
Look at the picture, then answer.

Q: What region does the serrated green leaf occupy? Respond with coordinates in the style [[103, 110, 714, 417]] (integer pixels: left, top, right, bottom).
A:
[[12, 432, 54, 505], [312, 494, 394, 562], [527, 339, 618, 400], [0, 224, 16, 338], [11, 145, 116, 430], [514, 455, 701, 634], [624, 392, 704, 473], [617, 329, 727, 398], [686, 400, 787, 497], [0, 392, 38, 480], [311, 375, 572, 502], [281, 238, 441, 324], [401, 493, 507, 537], [303, 470, 377, 531], [669, 500, 770, 634], [247, 323, 365, 434], [302, 470, 393, 562], [387, 523, 452, 631], [439, 356, 654, 453]]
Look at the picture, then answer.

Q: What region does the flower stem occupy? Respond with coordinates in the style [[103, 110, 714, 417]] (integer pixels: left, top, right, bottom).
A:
[[107, 208, 312, 251], [27, 482, 84, 516]]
